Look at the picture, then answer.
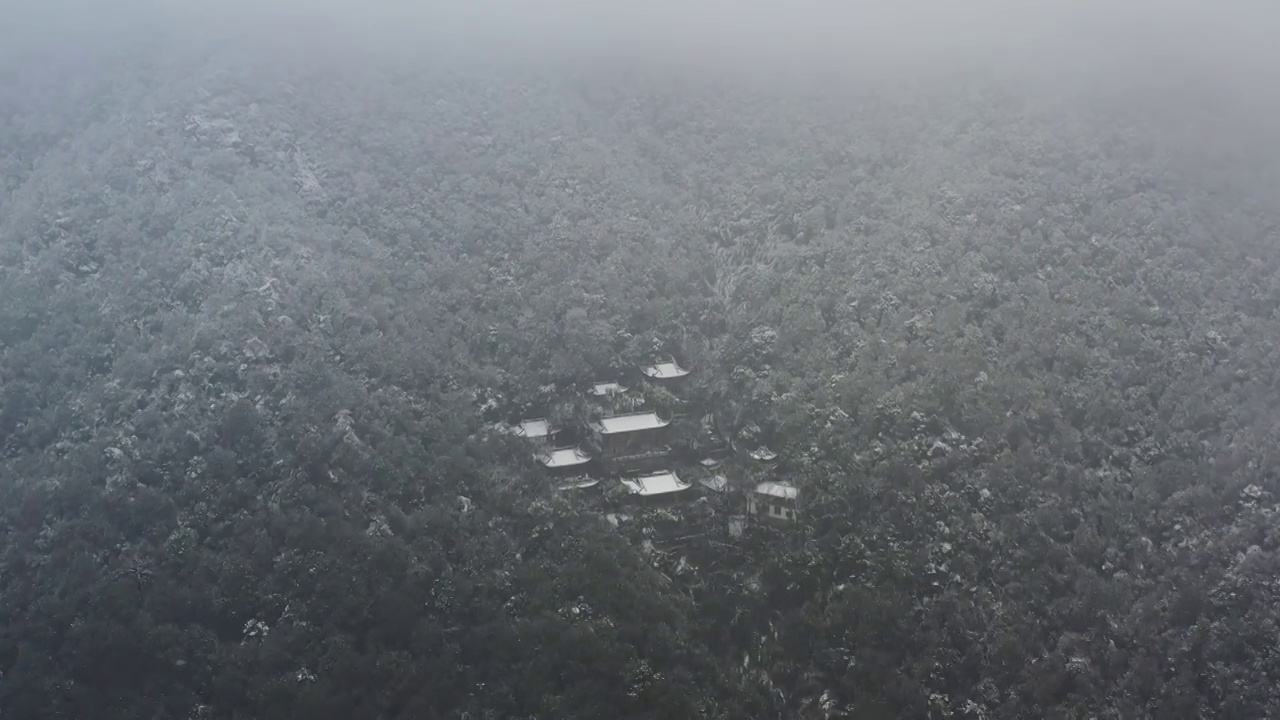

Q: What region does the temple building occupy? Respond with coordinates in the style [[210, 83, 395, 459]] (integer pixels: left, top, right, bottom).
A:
[[621, 470, 694, 504], [589, 381, 628, 397], [640, 358, 690, 386], [536, 446, 592, 477], [591, 411, 671, 471], [514, 418, 558, 445], [749, 482, 799, 522]]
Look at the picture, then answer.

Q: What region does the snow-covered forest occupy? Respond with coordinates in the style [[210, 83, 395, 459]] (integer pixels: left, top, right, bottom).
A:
[[4, 3, 1280, 718]]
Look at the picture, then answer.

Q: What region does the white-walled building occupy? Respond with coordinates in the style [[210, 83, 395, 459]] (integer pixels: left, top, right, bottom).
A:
[[749, 481, 799, 522]]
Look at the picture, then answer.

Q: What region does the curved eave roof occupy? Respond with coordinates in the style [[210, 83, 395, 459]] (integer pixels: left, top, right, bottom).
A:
[[593, 412, 669, 434], [641, 361, 690, 379], [590, 382, 628, 396], [537, 447, 592, 468], [515, 418, 554, 439], [755, 481, 798, 500], [700, 474, 729, 492], [622, 471, 692, 496], [558, 477, 600, 491]]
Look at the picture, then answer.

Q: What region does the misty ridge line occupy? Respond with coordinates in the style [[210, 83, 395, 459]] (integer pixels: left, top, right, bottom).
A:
[[9, 0, 1280, 71], [2, 0, 1278, 158]]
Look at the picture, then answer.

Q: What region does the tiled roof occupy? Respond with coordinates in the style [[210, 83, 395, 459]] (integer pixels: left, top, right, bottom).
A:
[[700, 474, 729, 492], [641, 360, 690, 379], [515, 418, 553, 439], [621, 471, 691, 496], [537, 446, 592, 468], [755, 481, 798, 500], [594, 411, 669, 434], [590, 381, 627, 396]]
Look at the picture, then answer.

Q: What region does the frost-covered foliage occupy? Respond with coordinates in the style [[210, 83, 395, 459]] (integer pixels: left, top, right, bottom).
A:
[[3, 17, 1280, 720]]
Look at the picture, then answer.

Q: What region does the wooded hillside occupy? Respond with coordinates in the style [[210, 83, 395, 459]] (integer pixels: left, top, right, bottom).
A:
[[3, 16, 1280, 720]]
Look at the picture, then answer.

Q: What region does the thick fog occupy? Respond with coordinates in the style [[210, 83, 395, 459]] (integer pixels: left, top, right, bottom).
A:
[[276, 0, 1279, 90], [0, 0, 1274, 163], [4, 0, 1273, 184], [1, 0, 1275, 160], [8, 0, 1279, 80], [6, 0, 1280, 718]]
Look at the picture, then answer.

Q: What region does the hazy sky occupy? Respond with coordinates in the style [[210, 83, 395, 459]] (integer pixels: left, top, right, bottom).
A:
[[10, 0, 1278, 60], [3, 0, 1278, 101], [311, 0, 1279, 60]]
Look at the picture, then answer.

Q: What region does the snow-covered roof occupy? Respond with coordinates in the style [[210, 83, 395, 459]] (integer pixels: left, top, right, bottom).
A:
[[749, 446, 778, 461], [558, 476, 600, 491], [515, 418, 554, 439], [593, 411, 669, 435], [590, 381, 627, 396], [700, 474, 729, 492], [641, 359, 690, 379], [537, 446, 592, 468], [621, 470, 692, 497], [754, 481, 798, 500], [699, 457, 723, 469]]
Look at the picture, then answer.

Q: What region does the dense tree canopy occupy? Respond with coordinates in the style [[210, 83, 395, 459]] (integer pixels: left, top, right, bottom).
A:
[[3, 11, 1280, 719]]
